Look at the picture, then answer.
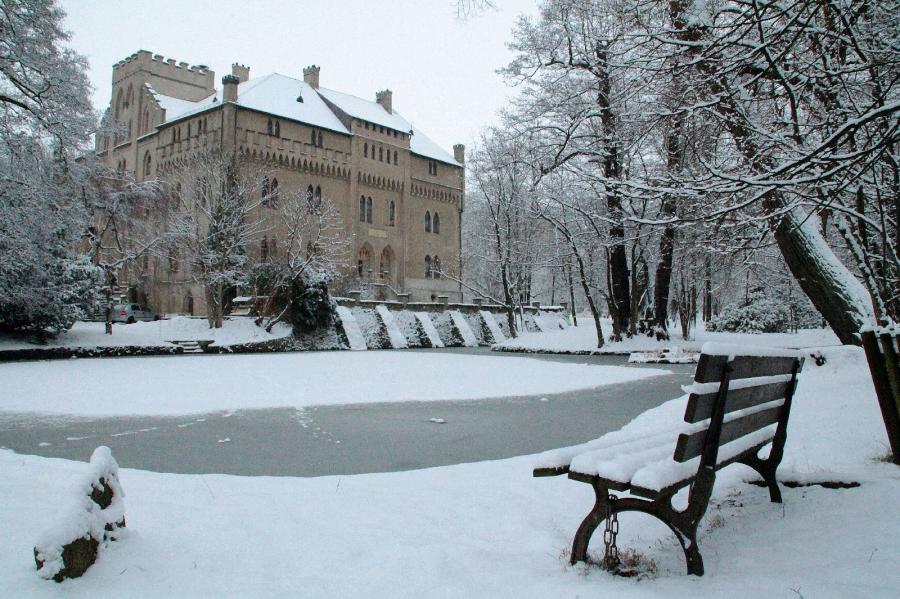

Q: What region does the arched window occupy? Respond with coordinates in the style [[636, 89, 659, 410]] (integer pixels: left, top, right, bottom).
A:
[[311, 129, 317, 145], [359, 195, 366, 222], [358, 245, 372, 277], [379, 147, 383, 162], [261, 176, 271, 206], [269, 178, 279, 208], [393, 150, 398, 165], [115, 89, 124, 120], [433, 256, 442, 279], [267, 119, 273, 135], [315, 185, 322, 206], [364, 142, 368, 158], [126, 84, 133, 108], [143, 152, 152, 177], [389, 201, 395, 227], [274, 121, 280, 137], [187, 123, 192, 138], [269, 236, 278, 258], [424, 255, 432, 278], [261, 237, 269, 261], [142, 110, 149, 134], [380, 246, 394, 279], [433, 212, 440, 234], [424, 211, 431, 233], [366, 196, 373, 224]]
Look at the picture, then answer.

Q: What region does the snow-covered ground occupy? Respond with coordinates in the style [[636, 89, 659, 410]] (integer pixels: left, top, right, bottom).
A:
[[496, 318, 840, 354], [0, 317, 292, 351], [1, 345, 896, 597], [0, 352, 668, 416]]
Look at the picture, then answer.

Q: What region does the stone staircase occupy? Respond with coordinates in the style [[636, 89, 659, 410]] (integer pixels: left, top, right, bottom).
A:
[[170, 340, 206, 354]]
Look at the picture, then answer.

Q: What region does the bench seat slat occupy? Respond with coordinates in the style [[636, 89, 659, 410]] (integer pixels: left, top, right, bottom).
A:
[[674, 404, 782, 462], [694, 354, 798, 383], [568, 434, 680, 486], [685, 381, 790, 423]]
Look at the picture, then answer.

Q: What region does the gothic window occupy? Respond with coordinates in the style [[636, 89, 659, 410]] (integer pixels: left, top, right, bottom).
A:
[[274, 121, 280, 137], [269, 178, 279, 208], [311, 129, 316, 145], [393, 150, 398, 165], [261, 237, 269, 261], [433, 256, 442, 279], [317, 131, 323, 147], [366, 196, 373, 224], [359, 195, 366, 222], [267, 119, 273, 135], [424, 255, 432, 278], [187, 123, 191, 138], [269, 237, 278, 258], [364, 142, 368, 158], [261, 176, 271, 206], [424, 211, 431, 233], [379, 147, 383, 161], [389, 201, 395, 227], [143, 152, 152, 177], [315, 185, 322, 206], [433, 212, 440, 234], [126, 84, 134, 108]]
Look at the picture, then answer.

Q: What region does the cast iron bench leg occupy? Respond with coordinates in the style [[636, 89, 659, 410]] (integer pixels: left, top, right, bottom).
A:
[[570, 479, 610, 565]]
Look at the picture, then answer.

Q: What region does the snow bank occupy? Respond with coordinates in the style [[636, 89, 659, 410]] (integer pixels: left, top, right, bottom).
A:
[[414, 312, 444, 348], [449, 311, 479, 347], [375, 305, 408, 349], [0, 352, 668, 416], [0, 317, 291, 351], [336, 306, 367, 350], [495, 319, 840, 354], [480, 311, 506, 343]]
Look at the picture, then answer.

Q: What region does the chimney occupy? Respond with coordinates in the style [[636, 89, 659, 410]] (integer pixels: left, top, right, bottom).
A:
[[303, 65, 320, 89], [453, 144, 465, 164], [231, 63, 250, 83], [222, 74, 240, 102], [376, 89, 393, 114]]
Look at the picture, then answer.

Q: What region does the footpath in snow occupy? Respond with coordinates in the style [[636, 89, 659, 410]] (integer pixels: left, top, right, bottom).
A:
[[0, 345, 896, 597], [0, 352, 668, 417]]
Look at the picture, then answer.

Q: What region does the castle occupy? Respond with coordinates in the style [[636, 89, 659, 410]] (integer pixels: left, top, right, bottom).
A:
[[97, 50, 465, 315]]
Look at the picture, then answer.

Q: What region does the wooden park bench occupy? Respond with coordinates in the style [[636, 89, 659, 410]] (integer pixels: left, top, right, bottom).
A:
[[533, 344, 804, 576]]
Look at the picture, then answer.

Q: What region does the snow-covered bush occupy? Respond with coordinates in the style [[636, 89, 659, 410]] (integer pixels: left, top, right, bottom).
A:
[[707, 289, 791, 333], [288, 275, 336, 334]]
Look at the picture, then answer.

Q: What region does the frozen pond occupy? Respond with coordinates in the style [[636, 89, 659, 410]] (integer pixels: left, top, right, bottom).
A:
[[0, 349, 694, 476]]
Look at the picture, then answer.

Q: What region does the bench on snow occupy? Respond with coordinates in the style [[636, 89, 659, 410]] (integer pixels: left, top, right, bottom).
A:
[[533, 343, 804, 576]]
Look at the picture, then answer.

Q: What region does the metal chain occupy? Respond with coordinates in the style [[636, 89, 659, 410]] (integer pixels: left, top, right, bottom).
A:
[[602, 494, 620, 571]]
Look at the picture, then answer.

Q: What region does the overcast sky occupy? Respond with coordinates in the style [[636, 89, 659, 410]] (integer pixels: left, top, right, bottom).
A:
[[59, 0, 538, 152]]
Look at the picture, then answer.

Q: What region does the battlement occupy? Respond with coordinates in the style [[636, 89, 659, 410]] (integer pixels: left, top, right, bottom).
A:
[[113, 50, 215, 101]]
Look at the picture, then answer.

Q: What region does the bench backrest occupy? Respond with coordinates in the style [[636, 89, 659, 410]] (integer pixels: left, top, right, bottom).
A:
[[673, 349, 804, 465]]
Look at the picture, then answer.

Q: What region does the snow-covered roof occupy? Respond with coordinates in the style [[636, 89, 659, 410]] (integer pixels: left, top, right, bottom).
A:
[[318, 87, 461, 167], [317, 87, 412, 132], [146, 74, 461, 165], [145, 84, 212, 121], [407, 123, 460, 167]]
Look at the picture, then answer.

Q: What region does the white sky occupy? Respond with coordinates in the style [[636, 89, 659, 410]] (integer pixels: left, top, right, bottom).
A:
[[59, 0, 538, 152]]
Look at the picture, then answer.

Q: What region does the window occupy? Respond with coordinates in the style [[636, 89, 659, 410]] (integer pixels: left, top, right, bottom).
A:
[[424, 255, 432, 278], [424, 211, 431, 233], [315, 185, 322, 206], [433, 212, 440, 234], [143, 152, 152, 177], [187, 123, 192, 138], [389, 201, 395, 227], [433, 256, 442, 279], [359, 195, 366, 222], [168, 251, 179, 273], [267, 119, 273, 135], [311, 129, 316, 145], [317, 131, 323, 147], [393, 150, 398, 165], [269, 237, 278, 258], [274, 121, 280, 137], [366, 196, 373, 224], [428, 160, 438, 176], [261, 176, 270, 206], [379, 147, 383, 162], [261, 237, 269, 261], [364, 142, 368, 158], [269, 178, 279, 208]]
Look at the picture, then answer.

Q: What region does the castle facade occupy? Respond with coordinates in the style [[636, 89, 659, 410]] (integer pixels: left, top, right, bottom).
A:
[[97, 50, 464, 315]]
